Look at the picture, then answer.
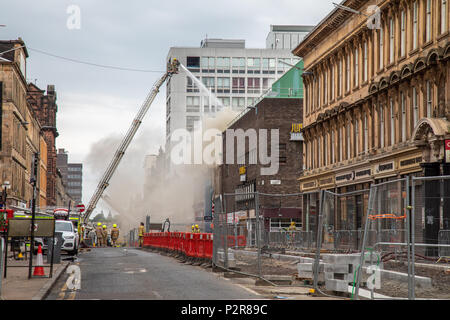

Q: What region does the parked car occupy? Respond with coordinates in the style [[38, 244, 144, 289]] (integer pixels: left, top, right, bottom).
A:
[[34, 220, 79, 255]]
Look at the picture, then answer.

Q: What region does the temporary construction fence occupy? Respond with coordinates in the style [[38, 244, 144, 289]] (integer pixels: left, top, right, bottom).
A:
[[312, 188, 372, 295], [212, 192, 307, 283], [352, 176, 450, 300], [318, 188, 372, 253], [352, 178, 409, 300], [128, 228, 139, 247], [261, 230, 315, 251], [439, 230, 450, 259], [140, 178, 449, 299]]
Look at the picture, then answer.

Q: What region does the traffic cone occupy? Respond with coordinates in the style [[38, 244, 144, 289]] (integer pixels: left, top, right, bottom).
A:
[[33, 244, 46, 277], [17, 251, 24, 260]]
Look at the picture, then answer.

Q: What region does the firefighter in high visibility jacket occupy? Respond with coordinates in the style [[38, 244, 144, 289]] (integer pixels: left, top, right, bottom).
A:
[[102, 225, 108, 247], [138, 222, 145, 247], [286, 221, 297, 246], [191, 225, 195, 233], [195, 224, 200, 233], [95, 222, 104, 247], [111, 224, 120, 247]]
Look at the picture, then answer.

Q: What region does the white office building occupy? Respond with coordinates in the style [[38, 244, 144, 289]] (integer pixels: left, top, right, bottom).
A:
[[266, 25, 315, 50], [164, 26, 314, 171]]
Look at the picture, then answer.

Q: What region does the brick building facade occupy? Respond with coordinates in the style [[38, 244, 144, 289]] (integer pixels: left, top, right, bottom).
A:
[[27, 82, 59, 207], [294, 0, 449, 248], [220, 97, 303, 231], [0, 39, 40, 208]]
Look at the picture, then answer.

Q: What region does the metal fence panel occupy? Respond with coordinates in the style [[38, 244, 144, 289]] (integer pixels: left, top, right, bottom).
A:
[[354, 178, 409, 300], [212, 192, 306, 282], [411, 176, 450, 300], [438, 230, 450, 258]]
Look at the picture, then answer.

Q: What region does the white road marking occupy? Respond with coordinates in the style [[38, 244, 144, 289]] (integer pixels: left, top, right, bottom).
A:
[[152, 291, 163, 299], [235, 284, 261, 296]]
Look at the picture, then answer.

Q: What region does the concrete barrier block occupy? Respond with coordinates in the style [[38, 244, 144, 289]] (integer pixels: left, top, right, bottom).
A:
[[297, 262, 324, 271], [324, 272, 334, 280], [297, 263, 313, 271], [324, 263, 350, 274], [325, 279, 348, 292], [323, 253, 362, 265], [298, 270, 313, 278]]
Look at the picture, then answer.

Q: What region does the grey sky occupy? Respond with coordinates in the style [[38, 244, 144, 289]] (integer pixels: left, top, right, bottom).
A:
[[1, 0, 334, 214]]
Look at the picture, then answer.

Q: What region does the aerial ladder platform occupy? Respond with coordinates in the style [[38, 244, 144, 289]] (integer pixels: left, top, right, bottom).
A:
[[82, 59, 180, 223]]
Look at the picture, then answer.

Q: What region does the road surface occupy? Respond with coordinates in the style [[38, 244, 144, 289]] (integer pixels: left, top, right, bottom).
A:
[[46, 247, 261, 300]]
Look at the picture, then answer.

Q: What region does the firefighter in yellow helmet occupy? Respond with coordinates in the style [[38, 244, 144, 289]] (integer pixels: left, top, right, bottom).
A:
[[195, 224, 200, 233], [288, 221, 297, 232], [287, 221, 297, 246], [95, 222, 104, 247], [101, 225, 108, 247], [191, 225, 195, 233], [138, 222, 145, 247], [111, 224, 120, 247]]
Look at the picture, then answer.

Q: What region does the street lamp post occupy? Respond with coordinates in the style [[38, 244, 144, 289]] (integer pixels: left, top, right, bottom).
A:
[[28, 152, 39, 279]]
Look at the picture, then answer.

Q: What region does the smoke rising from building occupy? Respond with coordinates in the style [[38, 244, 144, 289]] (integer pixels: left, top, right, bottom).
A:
[[83, 107, 239, 234]]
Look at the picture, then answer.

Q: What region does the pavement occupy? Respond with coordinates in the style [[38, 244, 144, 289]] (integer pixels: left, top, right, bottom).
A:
[[1, 252, 71, 300]]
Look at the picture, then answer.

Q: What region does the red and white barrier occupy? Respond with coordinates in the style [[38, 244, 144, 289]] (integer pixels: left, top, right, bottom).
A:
[[142, 231, 236, 262]]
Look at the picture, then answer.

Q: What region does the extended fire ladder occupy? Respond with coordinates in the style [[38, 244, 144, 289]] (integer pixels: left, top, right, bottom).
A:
[[82, 59, 180, 223]]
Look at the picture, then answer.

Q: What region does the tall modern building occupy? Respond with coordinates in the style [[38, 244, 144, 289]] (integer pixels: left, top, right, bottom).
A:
[[164, 25, 314, 168], [57, 148, 83, 204], [67, 163, 82, 204], [266, 25, 315, 50]]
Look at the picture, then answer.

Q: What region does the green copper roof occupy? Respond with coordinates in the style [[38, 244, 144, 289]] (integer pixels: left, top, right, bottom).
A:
[[270, 59, 304, 99]]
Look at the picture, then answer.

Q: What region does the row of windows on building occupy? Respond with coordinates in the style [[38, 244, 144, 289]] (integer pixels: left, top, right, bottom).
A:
[[68, 166, 82, 172], [183, 97, 258, 131], [233, 144, 288, 167], [185, 96, 261, 113], [67, 174, 82, 179], [305, 79, 435, 170], [186, 76, 276, 94], [304, 0, 448, 114], [186, 56, 298, 73], [67, 181, 81, 187]]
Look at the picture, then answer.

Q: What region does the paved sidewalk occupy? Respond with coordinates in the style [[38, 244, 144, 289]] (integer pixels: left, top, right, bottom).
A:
[[1, 254, 70, 300]]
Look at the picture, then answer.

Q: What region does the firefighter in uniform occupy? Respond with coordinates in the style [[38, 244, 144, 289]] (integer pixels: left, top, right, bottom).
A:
[[102, 225, 108, 247], [95, 222, 104, 247], [195, 224, 200, 233], [111, 224, 120, 247], [287, 221, 297, 246], [138, 222, 145, 247]]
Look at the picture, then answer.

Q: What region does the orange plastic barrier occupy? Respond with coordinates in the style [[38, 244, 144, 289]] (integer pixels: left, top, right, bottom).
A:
[[226, 235, 246, 247], [142, 231, 215, 261], [205, 234, 213, 259]]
